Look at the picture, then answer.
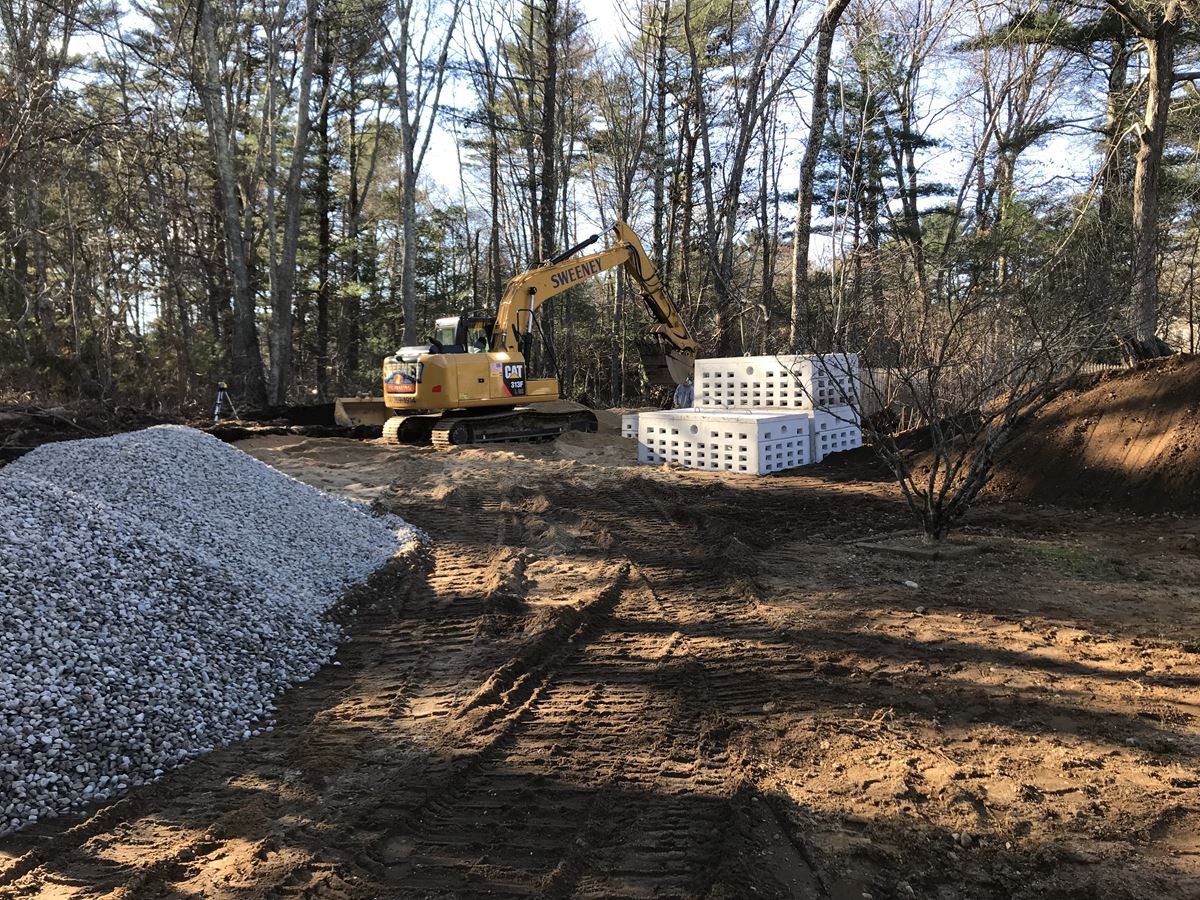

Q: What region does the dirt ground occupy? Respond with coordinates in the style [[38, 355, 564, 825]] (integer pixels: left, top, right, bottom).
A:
[[3, 415, 1200, 899]]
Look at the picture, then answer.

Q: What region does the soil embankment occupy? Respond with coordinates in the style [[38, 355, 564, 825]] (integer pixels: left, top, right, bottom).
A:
[[988, 356, 1200, 513]]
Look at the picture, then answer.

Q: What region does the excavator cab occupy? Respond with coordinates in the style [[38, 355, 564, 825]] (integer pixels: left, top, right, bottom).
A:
[[429, 314, 496, 354]]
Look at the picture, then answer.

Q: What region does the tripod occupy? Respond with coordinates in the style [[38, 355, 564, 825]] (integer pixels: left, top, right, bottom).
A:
[[213, 382, 240, 422]]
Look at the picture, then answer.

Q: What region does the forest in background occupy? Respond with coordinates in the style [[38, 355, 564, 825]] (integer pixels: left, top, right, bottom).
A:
[[1, 0, 1198, 412]]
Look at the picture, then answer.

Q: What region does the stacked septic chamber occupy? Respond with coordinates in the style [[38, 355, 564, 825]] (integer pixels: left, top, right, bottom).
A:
[[626, 354, 862, 475]]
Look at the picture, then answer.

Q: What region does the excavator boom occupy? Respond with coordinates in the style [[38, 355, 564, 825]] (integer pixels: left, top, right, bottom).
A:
[[610, 222, 696, 386]]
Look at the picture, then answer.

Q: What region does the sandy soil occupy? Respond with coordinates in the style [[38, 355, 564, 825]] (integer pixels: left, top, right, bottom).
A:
[[2, 420, 1200, 899]]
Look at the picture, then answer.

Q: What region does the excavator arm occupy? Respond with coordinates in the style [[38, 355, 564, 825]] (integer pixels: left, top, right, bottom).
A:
[[493, 221, 698, 385], [610, 222, 698, 386]]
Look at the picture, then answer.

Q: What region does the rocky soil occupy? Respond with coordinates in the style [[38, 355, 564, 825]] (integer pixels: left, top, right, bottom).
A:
[[0, 427, 417, 836]]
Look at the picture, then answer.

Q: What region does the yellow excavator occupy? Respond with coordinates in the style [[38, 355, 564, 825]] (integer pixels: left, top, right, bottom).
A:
[[374, 221, 697, 447]]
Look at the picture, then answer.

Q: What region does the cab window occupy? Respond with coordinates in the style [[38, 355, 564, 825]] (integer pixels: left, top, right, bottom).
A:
[[432, 318, 458, 349], [465, 321, 491, 353]]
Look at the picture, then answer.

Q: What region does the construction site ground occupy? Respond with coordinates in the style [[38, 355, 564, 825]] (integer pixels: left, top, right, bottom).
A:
[[3, 412, 1200, 899]]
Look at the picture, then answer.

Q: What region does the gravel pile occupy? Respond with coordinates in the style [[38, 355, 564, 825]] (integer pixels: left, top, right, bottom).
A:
[[0, 426, 419, 835]]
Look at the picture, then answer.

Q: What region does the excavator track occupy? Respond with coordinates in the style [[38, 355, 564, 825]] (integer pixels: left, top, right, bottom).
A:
[[382, 413, 443, 445], [430, 408, 597, 449]]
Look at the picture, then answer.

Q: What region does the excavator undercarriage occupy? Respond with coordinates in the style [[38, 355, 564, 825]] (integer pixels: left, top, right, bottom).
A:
[[382, 405, 597, 448]]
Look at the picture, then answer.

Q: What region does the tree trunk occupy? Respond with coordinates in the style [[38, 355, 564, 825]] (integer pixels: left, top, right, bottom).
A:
[[196, 0, 267, 408], [537, 0, 560, 372], [267, 0, 319, 405], [149, 171, 195, 403], [789, 0, 849, 348], [611, 194, 631, 404], [400, 166, 418, 343], [652, 0, 670, 274], [1096, 38, 1130, 314], [1125, 26, 1174, 359], [558, 85, 574, 393], [612, 266, 625, 404], [204, 200, 229, 348], [484, 55, 502, 306], [315, 18, 332, 401], [884, 120, 929, 303], [759, 119, 773, 344], [865, 184, 884, 318], [995, 151, 1014, 286], [24, 179, 58, 351], [395, 0, 418, 346], [682, 0, 718, 346], [677, 106, 696, 317], [340, 70, 376, 385], [390, 0, 461, 345]]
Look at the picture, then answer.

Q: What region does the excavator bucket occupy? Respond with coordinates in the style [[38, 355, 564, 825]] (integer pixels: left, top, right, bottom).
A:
[[639, 346, 693, 387], [333, 396, 390, 427]]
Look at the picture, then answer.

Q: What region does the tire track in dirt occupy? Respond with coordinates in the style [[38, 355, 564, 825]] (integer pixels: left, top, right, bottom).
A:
[[359, 470, 826, 898], [161, 483, 632, 900], [351, 476, 737, 896], [367, 575, 741, 897], [439, 475, 825, 897], [560, 474, 832, 896]]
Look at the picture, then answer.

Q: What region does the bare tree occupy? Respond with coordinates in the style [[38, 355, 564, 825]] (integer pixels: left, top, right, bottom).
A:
[[1097, 29, 1133, 314], [789, 0, 851, 347], [464, 1, 505, 306], [314, 13, 333, 400], [384, 0, 462, 344], [682, 0, 817, 353], [592, 48, 651, 402], [793, 0, 1123, 541], [194, 0, 268, 408], [1102, 0, 1197, 360], [536, 0, 561, 369], [266, 0, 322, 406], [819, 282, 1114, 540], [649, 0, 672, 277]]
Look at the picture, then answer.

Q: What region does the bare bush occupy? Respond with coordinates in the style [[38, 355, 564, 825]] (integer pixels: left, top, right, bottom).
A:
[[802, 278, 1115, 540]]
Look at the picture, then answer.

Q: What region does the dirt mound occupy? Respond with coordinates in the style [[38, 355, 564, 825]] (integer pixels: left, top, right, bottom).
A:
[[988, 355, 1200, 513]]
